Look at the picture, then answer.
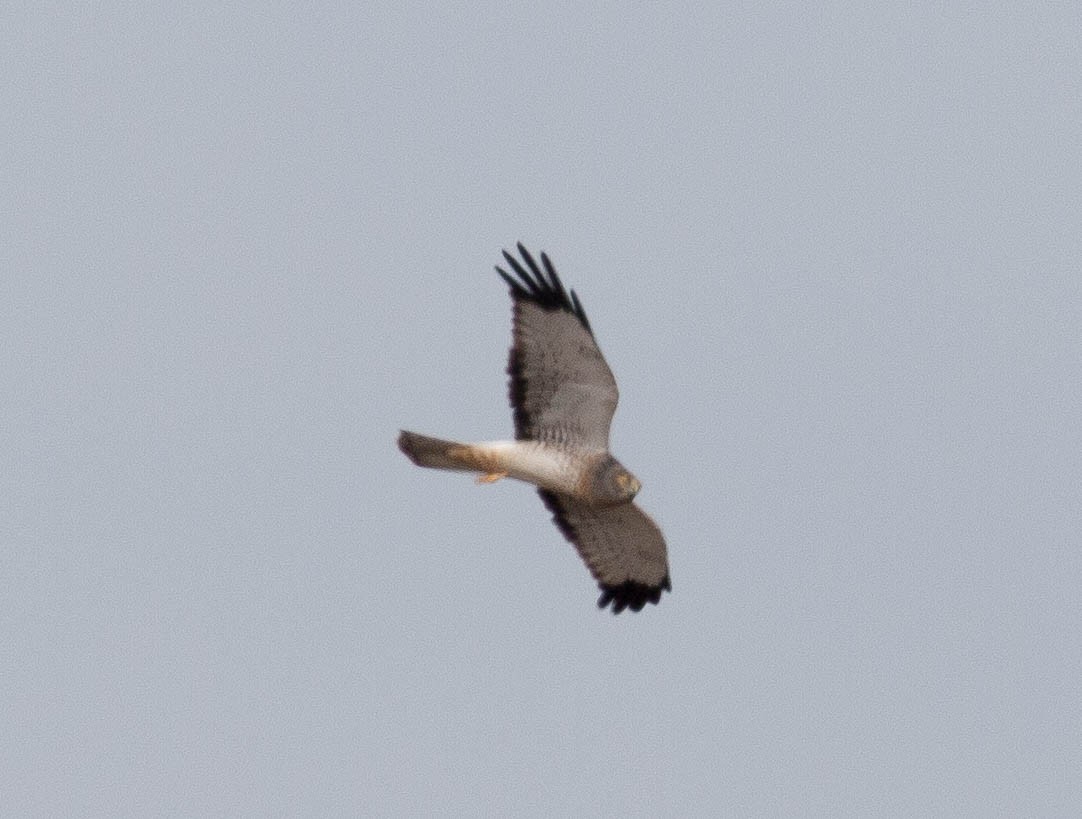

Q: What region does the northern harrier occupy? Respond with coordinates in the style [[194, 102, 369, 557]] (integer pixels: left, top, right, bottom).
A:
[[398, 244, 671, 613]]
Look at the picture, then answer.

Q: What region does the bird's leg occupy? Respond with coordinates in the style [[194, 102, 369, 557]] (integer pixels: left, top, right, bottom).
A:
[[475, 472, 507, 484]]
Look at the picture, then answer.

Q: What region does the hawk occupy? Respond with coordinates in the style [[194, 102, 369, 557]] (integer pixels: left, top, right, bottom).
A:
[[398, 244, 671, 613]]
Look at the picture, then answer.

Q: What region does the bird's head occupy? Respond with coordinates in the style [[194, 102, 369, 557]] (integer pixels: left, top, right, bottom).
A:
[[592, 456, 642, 505], [615, 470, 642, 497]]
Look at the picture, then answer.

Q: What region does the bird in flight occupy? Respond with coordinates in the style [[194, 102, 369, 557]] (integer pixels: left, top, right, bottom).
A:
[[398, 244, 670, 613]]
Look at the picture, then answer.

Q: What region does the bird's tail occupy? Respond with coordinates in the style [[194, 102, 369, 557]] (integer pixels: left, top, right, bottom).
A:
[[397, 430, 491, 472]]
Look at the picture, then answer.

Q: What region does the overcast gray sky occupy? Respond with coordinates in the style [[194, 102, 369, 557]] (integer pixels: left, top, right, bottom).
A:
[[4, 4, 1081, 815]]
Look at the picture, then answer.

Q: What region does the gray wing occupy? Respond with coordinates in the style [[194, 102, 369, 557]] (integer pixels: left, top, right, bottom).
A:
[[538, 490, 671, 614], [496, 244, 618, 449]]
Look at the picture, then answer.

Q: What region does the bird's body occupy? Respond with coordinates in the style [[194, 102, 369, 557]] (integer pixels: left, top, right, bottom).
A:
[[398, 432, 593, 497], [398, 244, 671, 613]]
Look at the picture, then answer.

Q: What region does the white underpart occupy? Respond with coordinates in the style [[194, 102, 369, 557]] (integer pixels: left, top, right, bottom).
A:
[[470, 440, 591, 495]]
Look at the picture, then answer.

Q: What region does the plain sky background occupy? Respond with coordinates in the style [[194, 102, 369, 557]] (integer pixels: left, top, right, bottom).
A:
[[4, 3, 1081, 815]]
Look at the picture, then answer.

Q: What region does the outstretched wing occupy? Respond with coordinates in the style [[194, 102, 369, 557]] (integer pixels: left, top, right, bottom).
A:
[[496, 244, 618, 449], [538, 490, 671, 614]]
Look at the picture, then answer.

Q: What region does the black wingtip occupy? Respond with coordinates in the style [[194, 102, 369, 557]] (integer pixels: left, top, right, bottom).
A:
[[597, 576, 672, 614], [494, 244, 592, 334]]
